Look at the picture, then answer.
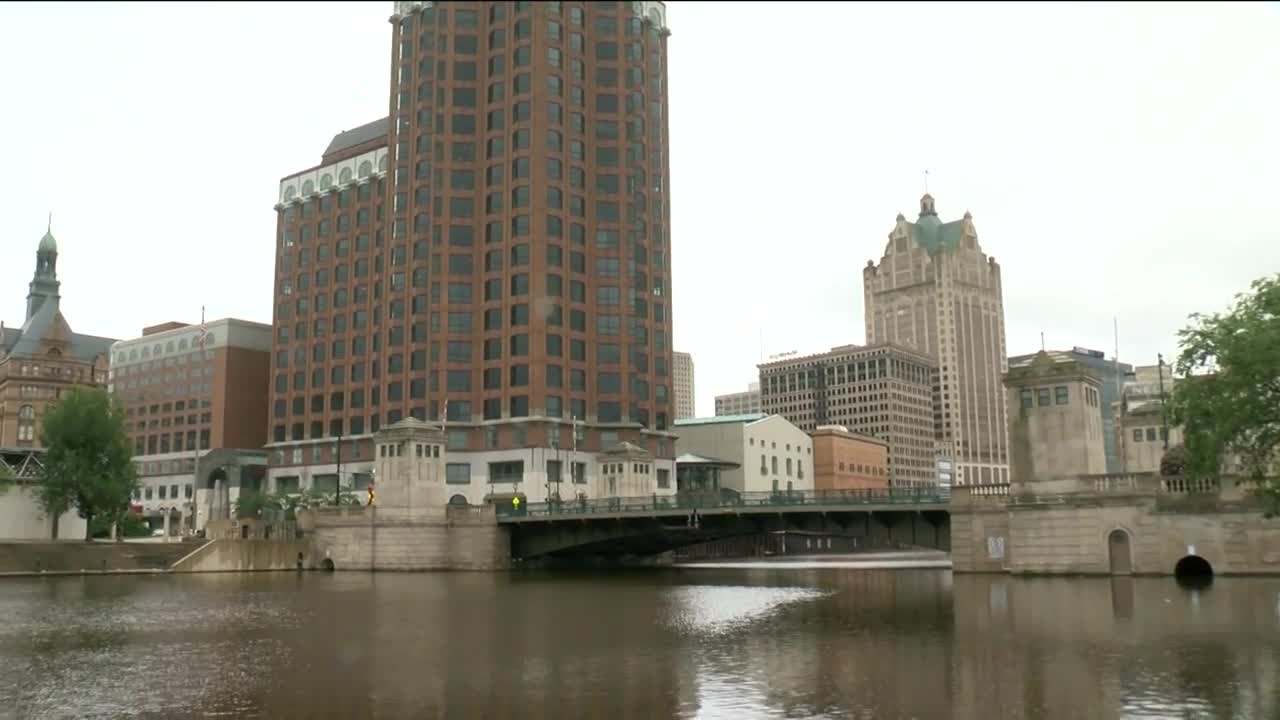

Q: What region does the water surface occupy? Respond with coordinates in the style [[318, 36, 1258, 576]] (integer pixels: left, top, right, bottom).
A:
[[1, 567, 1278, 719]]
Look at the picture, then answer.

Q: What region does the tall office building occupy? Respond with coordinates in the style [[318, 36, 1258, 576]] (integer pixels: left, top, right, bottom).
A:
[[864, 194, 1009, 486], [759, 344, 938, 487], [672, 350, 693, 419], [110, 319, 272, 531], [715, 382, 761, 416], [268, 1, 675, 502]]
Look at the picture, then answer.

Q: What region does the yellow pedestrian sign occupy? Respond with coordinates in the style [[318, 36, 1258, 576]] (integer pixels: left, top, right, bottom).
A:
[[512, 496, 521, 511]]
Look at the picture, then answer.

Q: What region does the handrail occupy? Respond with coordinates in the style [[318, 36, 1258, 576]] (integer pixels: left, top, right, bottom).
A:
[[496, 487, 951, 519]]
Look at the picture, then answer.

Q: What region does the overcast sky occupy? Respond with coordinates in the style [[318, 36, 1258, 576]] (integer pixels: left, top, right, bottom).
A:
[[1, 2, 1276, 417]]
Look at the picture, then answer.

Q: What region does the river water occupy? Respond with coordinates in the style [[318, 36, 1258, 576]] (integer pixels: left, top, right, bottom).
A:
[[1, 561, 1279, 720]]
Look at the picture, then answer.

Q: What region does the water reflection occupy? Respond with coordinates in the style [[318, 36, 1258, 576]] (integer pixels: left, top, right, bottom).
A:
[[0, 570, 1277, 719]]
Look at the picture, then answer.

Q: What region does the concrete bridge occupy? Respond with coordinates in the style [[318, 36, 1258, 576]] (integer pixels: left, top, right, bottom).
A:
[[497, 489, 952, 559]]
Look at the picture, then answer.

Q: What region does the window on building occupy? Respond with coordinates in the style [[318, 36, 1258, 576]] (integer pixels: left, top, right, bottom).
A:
[[1054, 386, 1069, 405], [489, 460, 524, 483]]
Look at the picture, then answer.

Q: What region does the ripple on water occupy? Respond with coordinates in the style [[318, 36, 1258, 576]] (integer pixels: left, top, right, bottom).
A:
[[664, 584, 831, 638]]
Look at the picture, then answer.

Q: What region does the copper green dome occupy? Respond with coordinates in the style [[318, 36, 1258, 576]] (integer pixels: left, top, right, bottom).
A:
[[908, 194, 964, 255], [39, 215, 56, 253]]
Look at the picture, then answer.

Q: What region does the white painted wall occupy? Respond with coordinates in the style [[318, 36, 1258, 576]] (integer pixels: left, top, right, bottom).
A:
[[0, 485, 87, 539], [675, 415, 814, 494], [267, 448, 678, 506]]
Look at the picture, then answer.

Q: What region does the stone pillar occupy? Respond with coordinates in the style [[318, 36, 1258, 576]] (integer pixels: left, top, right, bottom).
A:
[[226, 466, 242, 520], [162, 510, 171, 542], [373, 418, 448, 519]]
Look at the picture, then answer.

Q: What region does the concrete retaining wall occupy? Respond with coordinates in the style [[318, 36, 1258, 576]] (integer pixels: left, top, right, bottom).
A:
[[950, 475, 1280, 576], [1007, 503, 1280, 575], [950, 487, 1012, 573], [0, 541, 194, 574], [305, 505, 510, 571], [171, 539, 312, 573]]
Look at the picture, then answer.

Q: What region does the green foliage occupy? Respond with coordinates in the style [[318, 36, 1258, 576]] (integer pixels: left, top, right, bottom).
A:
[[0, 463, 12, 494], [233, 489, 283, 519], [34, 386, 138, 540], [1169, 273, 1280, 512], [89, 512, 150, 539], [1159, 444, 1188, 477], [234, 486, 361, 520]]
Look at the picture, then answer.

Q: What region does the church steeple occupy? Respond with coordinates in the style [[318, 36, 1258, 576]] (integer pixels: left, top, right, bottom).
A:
[[26, 216, 61, 321]]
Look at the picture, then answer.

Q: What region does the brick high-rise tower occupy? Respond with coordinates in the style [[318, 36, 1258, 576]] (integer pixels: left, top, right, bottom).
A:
[[268, 1, 676, 502]]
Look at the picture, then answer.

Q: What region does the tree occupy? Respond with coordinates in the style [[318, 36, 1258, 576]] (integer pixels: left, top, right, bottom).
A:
[[89, 512, 149, 539], [233, 488, 283, 519], [1160, 444, 1188, 477], [1169, 273, 1280, 512], [34, 386, 138, 540]]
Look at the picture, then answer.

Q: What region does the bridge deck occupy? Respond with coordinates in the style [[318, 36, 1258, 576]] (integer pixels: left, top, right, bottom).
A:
[[497, 488, 950, 524]]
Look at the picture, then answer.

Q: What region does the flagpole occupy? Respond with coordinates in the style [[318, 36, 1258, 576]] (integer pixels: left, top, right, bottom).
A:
[[440, 395, 447, 501]]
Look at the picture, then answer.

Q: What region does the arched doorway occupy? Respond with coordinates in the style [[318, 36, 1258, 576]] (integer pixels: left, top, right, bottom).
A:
[[1108, 529, 1132, 575], [448, 493, 468, 506], [1175, 555, 1213, 582]]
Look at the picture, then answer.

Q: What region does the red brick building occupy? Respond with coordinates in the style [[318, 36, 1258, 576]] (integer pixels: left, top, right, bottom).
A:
[[109, 318, 271, 529], [267, 1, 676, 504]]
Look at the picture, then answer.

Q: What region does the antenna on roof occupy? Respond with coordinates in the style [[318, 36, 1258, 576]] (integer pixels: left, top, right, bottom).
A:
[[924, 169, 930, 194], [1040, 332, 1046, 352], [1114, 316, 1122, 400]]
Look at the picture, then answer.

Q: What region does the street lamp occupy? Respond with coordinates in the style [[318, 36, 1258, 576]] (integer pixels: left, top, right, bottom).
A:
[[1157, 353, 1170, 450], [334, 430, 344, 507], [551, 435, 561, 503]]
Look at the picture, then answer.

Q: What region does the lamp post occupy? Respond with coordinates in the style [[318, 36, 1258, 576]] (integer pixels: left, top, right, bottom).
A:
[[334, 430, 344, 506], [552, 434, 561, 503], [1157, 353, 1170, 450], [571, 414, 578, 493]]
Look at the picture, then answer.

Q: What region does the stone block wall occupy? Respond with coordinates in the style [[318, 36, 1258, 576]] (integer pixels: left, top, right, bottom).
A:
[[307, 507, 510, 571], [951, 505, 1010, 573], [171, 539, 311, 573]]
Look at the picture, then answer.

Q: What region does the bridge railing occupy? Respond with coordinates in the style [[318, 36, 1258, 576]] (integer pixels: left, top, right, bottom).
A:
[[496, 486, 951, 519]]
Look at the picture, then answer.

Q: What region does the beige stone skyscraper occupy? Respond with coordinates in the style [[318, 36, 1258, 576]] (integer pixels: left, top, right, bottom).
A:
[[672, 351, 694, 419], [863, 194, 1010, 485]]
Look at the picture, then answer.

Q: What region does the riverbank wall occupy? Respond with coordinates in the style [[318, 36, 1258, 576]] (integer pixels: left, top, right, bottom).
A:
[[950, 475, 1280, 577], [0, 541, 195, 575], [302, 504, 510, 571]]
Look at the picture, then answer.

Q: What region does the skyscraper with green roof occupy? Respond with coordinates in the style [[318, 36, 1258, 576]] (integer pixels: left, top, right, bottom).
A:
[[863, 194, 1010, 486]]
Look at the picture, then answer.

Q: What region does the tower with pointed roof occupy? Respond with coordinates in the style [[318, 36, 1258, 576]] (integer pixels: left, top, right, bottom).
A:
[[26, 217, 61, 321], [863, 195, 1010, 486], [0, 222, 117, 448]]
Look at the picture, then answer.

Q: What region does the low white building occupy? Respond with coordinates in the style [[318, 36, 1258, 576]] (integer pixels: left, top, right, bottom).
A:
[[0, 484, 86, 540], [674, 414, 814, 495], [265, 429, 677, 506]]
